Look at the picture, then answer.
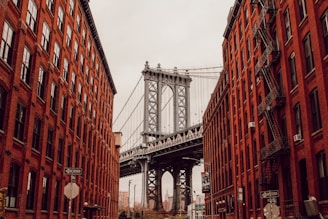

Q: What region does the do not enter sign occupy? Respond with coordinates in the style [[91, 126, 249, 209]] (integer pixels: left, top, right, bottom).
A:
[[64, 183, 80, 199]]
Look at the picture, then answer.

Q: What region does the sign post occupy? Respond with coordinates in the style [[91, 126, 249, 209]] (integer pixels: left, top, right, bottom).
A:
[[260, 190, 280, 219], [64, 168, 83, 219]]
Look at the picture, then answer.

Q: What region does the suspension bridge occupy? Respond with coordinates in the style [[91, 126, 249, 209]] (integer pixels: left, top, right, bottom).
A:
[[115, 61, 221, 216]]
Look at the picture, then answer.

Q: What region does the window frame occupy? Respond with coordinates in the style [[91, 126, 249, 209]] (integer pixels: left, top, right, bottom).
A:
[[41, 176, 50, 210], [41, 22, 50, 52], [57, 6, 64, 32], [321, 9, 328, 55], [26, 170, 36, 210], [303, 33, 315, 73], [0, 21, 15, 65], [298, 0, 307, 22], [20, 46, 32, 84], [317, 151, 328, 200], [37, 66, 45, 99], [26, 0, 38, 32], [50, 82, 57, 112], [14, 103, 26, 141], [288, 52, 298, 89], [32, 116, 41, 150], [6, 163, 20, 208], [283, 8, 292, 41], [309, 88, 322, 132], [293, 103, 303, 137], [46, 128, 54, 158], [0, 86, 6, 130]]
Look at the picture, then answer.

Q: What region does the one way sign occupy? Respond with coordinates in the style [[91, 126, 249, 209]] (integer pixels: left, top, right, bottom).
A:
[[64, 167, 83, 175], [260, 190, 279, 199]]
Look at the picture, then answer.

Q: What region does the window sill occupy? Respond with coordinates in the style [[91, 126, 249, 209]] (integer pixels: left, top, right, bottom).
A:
[[305, 68, 316, 81]]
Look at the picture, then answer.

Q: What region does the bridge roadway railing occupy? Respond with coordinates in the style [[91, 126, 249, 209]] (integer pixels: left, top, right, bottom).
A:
[[120, 123, 203, 164]]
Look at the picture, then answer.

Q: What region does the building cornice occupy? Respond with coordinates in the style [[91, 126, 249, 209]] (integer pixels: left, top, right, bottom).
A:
[[223, 0, 242, 40], [80, 0, 117, 94]]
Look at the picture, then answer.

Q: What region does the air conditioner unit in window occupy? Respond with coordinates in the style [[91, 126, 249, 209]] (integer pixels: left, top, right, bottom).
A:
[[293, 134, 302, 142], [248, 122, 255, 128]]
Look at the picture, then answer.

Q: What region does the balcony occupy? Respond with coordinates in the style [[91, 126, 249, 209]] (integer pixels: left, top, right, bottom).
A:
[[260, 138, 289, 160]]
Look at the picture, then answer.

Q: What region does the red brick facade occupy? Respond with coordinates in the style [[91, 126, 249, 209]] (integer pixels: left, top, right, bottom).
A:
[[0, 0, 119, 218], [203, 0, 328, 218]]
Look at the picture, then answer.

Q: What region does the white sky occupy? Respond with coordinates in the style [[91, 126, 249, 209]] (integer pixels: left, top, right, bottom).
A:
[[89, 0, 236, 202]]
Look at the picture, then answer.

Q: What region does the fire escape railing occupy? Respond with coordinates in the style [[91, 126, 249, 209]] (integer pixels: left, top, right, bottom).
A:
[[252, 0, 288, 161]]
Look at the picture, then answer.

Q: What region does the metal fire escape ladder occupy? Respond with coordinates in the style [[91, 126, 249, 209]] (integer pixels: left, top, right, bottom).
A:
[[252, 0, 288, 161]]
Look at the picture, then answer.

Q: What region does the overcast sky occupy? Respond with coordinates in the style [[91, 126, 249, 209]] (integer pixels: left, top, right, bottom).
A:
[[89, 0, 236, 201]]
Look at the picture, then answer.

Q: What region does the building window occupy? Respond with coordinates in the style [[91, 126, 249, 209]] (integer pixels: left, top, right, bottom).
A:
[[66, 25, 72, 47], [46, 0, 54, 13], [321, 10, 328, 55], [61, 95, 67, 121], [293, 103, 303, 137], [53, 42, 60, 68], [86, 66, 89, 82], [37, 66, 45, 99], [0, 87, 6, 130], [317, 151, 328, 200], [57, 6, 64, 32], [26, 0, 38, 32], [82, 29, 86, 45], [63, 57, 69, 81], [54, 180, 60, 211], [41, 22, 50, 52], [288, 52, 298, 89], [70, 71, 76, 92], [14, 103, 26, 141], [244, 6, 249, 28], [46, 128, 54, 158], [303, 33, 314, 73], [41, 176, 49, 210], [50, 82, 57, 112], [80, 54, 84, 73], [32, 117, 41, 150], [246, 37, 251, 60], [83, 93, 87, 112], [309, 88, 322, 132], [77, 116, 81, 138], [298, 0, 307, 21], [58, 138, 64, 164], [6, 163, 20, 208], [0, 21, 15, 65], [67, 144, 72, 167], [69, 0, 75, 16], [20, 47, 31, 84], [283, 8, 292, 41], [26, 170, 36, 210], [76, 14, 81, 31], [87, 41, 91, 56], [12, 0, 21, 8], [74, 41, 78, 61], [69, 105, 74, 130], [78, 83, 82, 102]]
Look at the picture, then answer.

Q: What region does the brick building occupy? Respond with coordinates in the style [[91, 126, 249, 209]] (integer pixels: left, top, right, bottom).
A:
[[203, 0, 328, 218], [0, 0, 119, 218]]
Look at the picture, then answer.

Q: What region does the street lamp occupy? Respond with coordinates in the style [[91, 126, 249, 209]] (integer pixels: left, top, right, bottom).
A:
[[182, 157, 214, 219]]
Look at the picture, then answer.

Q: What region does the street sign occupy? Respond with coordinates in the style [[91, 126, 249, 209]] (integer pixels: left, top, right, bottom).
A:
[[64, 182, 80, 199], [260, 190, 279, 199], [64, 167, 83, 175]]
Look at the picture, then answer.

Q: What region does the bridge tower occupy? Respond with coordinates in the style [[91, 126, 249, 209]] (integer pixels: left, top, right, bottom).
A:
[[140, 61, 193, 215], [142, 61, 192, 141]]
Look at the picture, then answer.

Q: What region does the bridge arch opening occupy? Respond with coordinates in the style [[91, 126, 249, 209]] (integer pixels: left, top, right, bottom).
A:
[[161, 85, 174, 134], [161, 171, 173, 211]]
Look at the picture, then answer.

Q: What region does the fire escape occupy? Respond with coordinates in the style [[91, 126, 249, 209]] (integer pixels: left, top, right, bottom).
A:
[[251, 0, 289, 189]]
